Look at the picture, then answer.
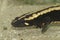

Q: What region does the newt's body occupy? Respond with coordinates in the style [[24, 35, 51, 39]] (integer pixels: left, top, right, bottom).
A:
[[11, 5, 60, 33]]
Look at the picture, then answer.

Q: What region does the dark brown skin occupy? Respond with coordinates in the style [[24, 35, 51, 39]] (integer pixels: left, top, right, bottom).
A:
[[11, 7, 60, 33]]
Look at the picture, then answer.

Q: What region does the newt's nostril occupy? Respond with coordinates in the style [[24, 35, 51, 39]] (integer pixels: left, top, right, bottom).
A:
[[11, 22, 17, 27]]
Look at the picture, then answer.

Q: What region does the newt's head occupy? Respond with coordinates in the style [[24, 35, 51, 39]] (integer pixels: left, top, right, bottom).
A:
[[11, 13, 35, 27], [11, 17, 31, 27]]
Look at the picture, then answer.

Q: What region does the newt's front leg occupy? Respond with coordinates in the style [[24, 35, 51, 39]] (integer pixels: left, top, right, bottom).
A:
[[40, 16, 52, 33]]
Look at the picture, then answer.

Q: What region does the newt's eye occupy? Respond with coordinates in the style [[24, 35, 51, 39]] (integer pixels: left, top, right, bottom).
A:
[[15, 17, 20, 20]]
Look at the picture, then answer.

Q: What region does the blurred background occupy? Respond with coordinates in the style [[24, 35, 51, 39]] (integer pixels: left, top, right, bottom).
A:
[[0, 0, 60, 6], [0, 0, 60, 12], [0, 0, 60, 5]]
